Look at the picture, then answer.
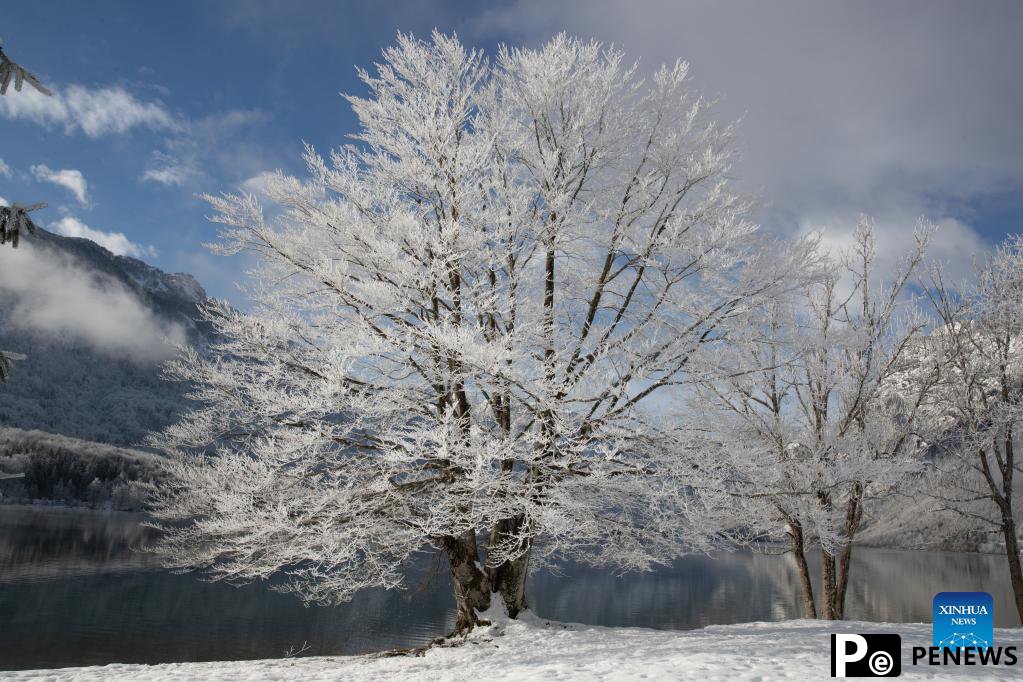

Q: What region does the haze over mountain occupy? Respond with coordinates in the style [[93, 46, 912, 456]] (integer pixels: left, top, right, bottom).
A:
[[0, 228, 211, 446]]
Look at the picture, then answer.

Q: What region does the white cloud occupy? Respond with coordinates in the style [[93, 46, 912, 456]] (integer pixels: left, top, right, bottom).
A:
[[50, 216, 157, 259], [0, 158, 11, 178], [239, 171, 277, 195], [30, 164, 90, 205], [0, 243, 185, 362], [0, 84, 178, 137], [142, 109, 269, 188], [141, 165, 191, 187], [0, 196, 7, 207], [472, 1, 1020, 255]]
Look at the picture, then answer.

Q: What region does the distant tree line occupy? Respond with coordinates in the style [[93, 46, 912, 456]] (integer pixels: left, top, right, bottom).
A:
[[0, 428, 164, 510]]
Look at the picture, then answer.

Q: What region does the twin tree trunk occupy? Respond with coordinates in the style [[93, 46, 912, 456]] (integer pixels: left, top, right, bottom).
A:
[[437, 217, 552, 634], [487, 514, 530, 617], [790, 543, 852, 621], [441, 518, 532, 634], [788, 488, 863, 621]]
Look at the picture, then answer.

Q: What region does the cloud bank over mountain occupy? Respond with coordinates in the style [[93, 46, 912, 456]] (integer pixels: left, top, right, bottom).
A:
[[0, 243, 184, 362], [0, 229, 210, 445]]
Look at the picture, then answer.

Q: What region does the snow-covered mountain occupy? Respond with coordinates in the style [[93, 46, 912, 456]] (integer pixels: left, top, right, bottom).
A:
[[0, 229, 212, 446]]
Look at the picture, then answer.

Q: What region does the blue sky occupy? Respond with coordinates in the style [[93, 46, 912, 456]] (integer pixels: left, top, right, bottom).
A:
[[2, 0, 1021, 302]]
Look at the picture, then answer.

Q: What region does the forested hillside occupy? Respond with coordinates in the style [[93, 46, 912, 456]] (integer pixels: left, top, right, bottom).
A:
[[0, 228, 210, 446]]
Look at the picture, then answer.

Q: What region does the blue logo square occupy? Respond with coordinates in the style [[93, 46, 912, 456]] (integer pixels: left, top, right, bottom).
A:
[[933, 591, 993, 650]]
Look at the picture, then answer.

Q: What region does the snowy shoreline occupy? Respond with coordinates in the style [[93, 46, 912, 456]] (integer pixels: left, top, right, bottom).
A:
[[4, 615, 1021, 681]]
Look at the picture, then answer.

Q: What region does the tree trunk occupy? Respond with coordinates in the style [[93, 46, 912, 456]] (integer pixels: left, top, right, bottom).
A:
[[787, 522, 817, 619], [441, 529, 491, 633], [487, 514, 531, 617], [999, 430, 1023, 624], [1000, 513, 1023, 624], [834, 542, 855, 621], [821, 549, 838, 620], [834, 487, 863, 620]]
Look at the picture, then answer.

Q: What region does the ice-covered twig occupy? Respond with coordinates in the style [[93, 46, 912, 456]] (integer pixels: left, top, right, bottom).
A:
[[0, 44, 52, 96]]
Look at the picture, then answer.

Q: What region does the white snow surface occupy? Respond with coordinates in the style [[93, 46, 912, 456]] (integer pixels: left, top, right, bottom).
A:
[[4, 611, 1022, 681]]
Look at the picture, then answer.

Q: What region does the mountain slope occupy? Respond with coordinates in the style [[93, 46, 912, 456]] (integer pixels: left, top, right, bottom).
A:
[[0, 228, 209, 446]]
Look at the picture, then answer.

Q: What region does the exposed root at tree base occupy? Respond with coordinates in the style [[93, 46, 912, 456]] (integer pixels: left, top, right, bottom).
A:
[[369, 620, 496, 658]]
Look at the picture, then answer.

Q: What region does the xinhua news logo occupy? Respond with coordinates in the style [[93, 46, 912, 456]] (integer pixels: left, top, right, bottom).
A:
[[912, 590, 1017, 667], [830, 633, 901, 677], [932, 591, 993, 650]]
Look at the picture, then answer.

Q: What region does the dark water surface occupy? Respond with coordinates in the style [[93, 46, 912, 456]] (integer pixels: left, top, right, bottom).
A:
[[0, 505, 1018, 670]]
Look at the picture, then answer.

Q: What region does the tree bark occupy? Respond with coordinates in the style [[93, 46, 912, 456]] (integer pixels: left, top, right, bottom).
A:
[[1000, 511, 1023, 624], [441, 530, 491, 633], [787, 522, 818, 619], [998, 430, 1023, 624], [487, 514, 531, 617], [834, 543, 854, 620], [821, 549, 838, 620], [834, 487, 863, 620]]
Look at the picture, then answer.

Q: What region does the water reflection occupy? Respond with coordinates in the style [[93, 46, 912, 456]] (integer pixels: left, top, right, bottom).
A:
[[0, 507, 455, 671], [530, 550, 1019, 630], [0, 506, 1018, 671]]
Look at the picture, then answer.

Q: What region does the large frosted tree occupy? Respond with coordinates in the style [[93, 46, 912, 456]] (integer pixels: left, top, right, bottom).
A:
[[148, 33, 811, 632]]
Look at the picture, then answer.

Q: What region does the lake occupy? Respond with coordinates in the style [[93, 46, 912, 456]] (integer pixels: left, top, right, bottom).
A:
[[0, 505, 1018, 671]]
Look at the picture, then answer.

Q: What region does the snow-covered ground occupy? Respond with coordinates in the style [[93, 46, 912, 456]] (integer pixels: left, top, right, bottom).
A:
[[4, 612, 1021, 681]]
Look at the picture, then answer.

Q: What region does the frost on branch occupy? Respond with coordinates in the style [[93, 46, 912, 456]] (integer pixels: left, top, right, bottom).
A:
[[147, 32, 813, 629], [0, 202, 46, 248], [0, 42, 51, 96]]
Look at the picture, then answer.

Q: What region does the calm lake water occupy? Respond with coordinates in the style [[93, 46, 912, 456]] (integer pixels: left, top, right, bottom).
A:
[[0, 505, 1019, 670]]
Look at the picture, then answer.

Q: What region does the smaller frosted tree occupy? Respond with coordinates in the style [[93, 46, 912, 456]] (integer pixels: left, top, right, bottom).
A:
[[685, 220, 934, 619], [912, 236, 1023, 623]]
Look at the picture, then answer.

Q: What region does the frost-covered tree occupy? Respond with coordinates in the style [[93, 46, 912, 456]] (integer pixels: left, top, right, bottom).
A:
[[147, 32, 812, 632], [0, 201, 46, 382], [685, 221, 934, 619], [0, 201, 45, 247], [912, 236, 1023, 622], [1, 36, 51, 384]]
